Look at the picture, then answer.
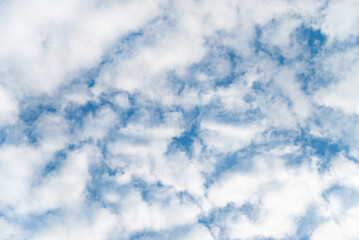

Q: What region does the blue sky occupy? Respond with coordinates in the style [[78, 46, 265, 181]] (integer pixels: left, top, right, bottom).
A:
[[1, 0, 359, 239]]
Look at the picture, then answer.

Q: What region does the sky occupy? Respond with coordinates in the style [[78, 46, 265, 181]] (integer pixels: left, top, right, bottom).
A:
[[0, 0, 359, 239]]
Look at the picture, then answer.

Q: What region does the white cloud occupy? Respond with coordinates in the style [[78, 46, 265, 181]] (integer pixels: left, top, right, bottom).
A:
[[177, 225, 213, 240], [1, 0, 359, 239], [117, 189, 201, 233], [114, 93, 131, 109], [312, 204, 359, 240], [0, 217, 18, 240], [315, 62, 359, 114], [0, 145, 45, 212], [14, 145, 97, 216], [0, 85, 18, 126], [320, 0, 359, 42], [200, 121, 264, 153], [208, 150, 325, 239], [30, 208, 119, 240], [275, 67, 312, 119], [0, 0, 165, 94]]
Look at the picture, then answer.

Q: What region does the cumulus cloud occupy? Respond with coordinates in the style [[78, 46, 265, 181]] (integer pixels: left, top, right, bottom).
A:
[[0, 0, 359, 239]]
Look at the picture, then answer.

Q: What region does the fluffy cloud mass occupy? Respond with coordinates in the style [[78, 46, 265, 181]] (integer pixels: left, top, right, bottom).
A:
[[0, 0, 359, 239]]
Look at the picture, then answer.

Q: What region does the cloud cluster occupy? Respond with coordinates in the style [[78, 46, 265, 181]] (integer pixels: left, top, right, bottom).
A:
[[1, 0, 359, 239]]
